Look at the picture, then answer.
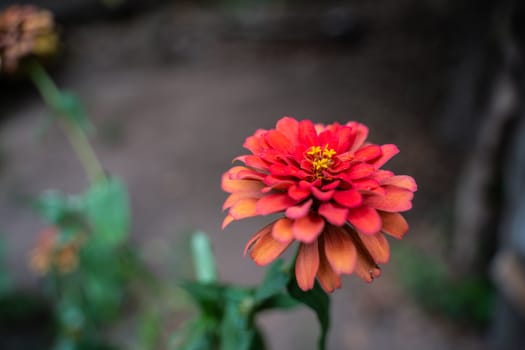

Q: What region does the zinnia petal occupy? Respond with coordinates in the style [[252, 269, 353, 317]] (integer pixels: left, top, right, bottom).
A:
[[288, 184, 311, 201], [347, 122, 369, 152], [333, 126, 355, 153], [352, 179, 380, 192], [227, 166, 266, 181], [380, 211, 409, 239], [223, 191, 262, 210], [243, 131, 267, 154], [373, 144, 399, 168], [292, 213, 325, 243], [230, 198, 258, 220], [222, 173, 264, 193], [222, 214, 235, 229], [276, 116, 299, 141], [347, 206, 382, 234], [311, 187, 335, 201], [248, 223, 292, 266], [333, 189, 362, 208], [344, 226, 381, 283], [295, 241, 320, 291], [323, 225, 356, 274], [348, 163, 375, 179], [365, 186, 414, 212], [372, 170, 395, 182], [269, 163, 300, 177], [354, 145, 382, 162], [317, 247, 342, 293], [380, 175, 418, 192], [298, 119, 318, 147], [318, 202, 349, 226], [264, 176, 295, 190], [318, 129, 338, 151], [265, 130, 295, 154], [357, 231, 390, 264], [354, 257, 382, 283], [243, 222, 271, 256], [285, 199, 313, 219], [322, 180, 341, 191], [235, 155, 269, 171], [256, 194, 297, 215], [272, 217, 294, 243]]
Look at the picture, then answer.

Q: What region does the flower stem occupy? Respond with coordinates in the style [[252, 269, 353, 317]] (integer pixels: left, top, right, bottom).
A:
[[191, 231, 217, 283], [28, 61, 105, 184], [59, 119, 104, 183]]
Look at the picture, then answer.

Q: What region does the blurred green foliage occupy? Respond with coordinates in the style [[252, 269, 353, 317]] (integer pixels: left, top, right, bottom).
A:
[[0, 238, 12, 297], [0, 239, 55, 349], [173, 233, 332, 350], [394, 245, 495, 327], [34, 177, 152, 350], [173, 258, 298, 350]]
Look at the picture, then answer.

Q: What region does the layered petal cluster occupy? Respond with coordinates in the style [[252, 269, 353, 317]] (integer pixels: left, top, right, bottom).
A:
[[0, 5, 58, 74], [222, 117, 417, 292]]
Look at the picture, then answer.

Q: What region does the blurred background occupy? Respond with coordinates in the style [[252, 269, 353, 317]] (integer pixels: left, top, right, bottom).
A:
[[1, 0, 525, 349]]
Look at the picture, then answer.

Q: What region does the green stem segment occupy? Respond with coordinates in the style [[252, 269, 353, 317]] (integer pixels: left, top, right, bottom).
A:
[[28, 61, 105, 184], [191, 231, 218, 283]]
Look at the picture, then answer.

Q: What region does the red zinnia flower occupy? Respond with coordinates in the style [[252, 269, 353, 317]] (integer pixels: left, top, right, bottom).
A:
[[222, 117, 417, 292]]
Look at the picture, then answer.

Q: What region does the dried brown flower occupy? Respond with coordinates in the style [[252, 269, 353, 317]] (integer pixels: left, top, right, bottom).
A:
[[29, 227, 84, 275], [0, 5, 58, 74]]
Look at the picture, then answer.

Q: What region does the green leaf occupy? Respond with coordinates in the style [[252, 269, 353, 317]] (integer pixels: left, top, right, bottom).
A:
[[170, 319, 217, 350], [287, 276, 330, 350], [253, 259, 299, 313], [83, 177, 130, 246], [36, 190, 68, 224], [77, 243, 126, 323], [35, 190, 86, 231], [255, 293, 299, 312], [179, 281, 225, 317], [254, 259, 290, 304], [220, 288, 256, 350], [219, 287, 269, 350], [220, 306, 254, 350], [83, 274, 123, 322]]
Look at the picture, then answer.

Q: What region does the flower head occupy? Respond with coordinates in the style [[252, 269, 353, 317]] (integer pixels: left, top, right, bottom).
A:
[[0, 5, 58, 74], [222, 117, 417, 292], [29, 227, 84, 275]]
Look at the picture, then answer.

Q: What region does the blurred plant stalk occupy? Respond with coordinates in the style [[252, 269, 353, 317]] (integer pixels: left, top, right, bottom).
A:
[[27, 60, 105, 184], [191, 231, 218, 284]]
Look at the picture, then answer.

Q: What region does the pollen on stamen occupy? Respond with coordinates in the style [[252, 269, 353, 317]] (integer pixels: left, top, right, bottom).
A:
[[306, 146, 322, 157], [306, 145, 337, 179]]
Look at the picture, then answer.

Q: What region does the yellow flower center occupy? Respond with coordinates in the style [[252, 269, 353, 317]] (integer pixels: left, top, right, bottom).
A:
[[306, 145, 336, 179]]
